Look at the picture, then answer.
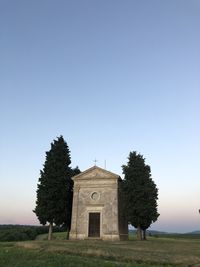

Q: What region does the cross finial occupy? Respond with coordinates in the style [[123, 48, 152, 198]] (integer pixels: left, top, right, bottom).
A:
[[93, 159, 98, 166]]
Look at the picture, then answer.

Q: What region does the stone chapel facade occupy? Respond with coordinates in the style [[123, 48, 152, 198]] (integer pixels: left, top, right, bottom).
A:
[[69, 166, 128, 241]]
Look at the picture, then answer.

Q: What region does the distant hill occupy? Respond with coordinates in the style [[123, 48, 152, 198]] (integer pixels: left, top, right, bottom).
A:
[[0, 224, 65, 242], [129, 229, 168, 235], [185, 230, 200, 235], [129, 229, 200, 235]]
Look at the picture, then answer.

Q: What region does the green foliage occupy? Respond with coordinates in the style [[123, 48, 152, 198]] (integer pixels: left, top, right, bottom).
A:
[[34, 136, 79, 231], [72, 166, 81, 176], [122, 151, 159, 235], [0, 225, 49, 242]]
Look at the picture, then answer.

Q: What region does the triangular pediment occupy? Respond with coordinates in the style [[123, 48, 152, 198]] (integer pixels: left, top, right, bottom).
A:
[[72, 166, 119, 180]]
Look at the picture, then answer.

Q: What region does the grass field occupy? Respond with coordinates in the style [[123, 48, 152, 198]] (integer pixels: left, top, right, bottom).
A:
[[0, 233, 200, 267]]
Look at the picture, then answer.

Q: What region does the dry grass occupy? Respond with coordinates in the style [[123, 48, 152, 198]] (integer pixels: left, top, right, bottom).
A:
[[15, 236, 200, 266]]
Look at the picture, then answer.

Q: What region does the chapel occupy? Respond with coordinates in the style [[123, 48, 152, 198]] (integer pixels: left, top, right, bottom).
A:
[[69, 166, 128, 240]]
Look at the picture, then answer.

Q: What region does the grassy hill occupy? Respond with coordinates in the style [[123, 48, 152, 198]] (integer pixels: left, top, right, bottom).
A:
[[1, 234, 200, 266], [35, 231, 68, 241]]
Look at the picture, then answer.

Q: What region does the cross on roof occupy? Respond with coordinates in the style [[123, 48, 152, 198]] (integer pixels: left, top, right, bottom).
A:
[[93, 159, 98, 166]]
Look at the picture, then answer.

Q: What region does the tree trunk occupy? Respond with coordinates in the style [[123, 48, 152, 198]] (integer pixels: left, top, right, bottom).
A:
[[66, 227, 69, 240], [137, 226, 142, 240], [142, 229, 147, 240], [48, 222, 53, 241]]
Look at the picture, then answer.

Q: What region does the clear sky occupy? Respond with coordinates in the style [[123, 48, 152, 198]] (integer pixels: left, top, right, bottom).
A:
[[0, 0, 200, 233]]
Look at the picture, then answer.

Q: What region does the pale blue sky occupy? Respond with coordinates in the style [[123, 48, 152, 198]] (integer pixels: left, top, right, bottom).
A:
[[0, 0, 200, 232]]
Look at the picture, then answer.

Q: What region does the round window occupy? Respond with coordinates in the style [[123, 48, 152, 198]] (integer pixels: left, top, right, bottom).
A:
[[91, 192, 99, 200]]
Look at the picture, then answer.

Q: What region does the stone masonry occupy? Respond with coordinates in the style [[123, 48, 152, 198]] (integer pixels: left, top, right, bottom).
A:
[[69, 166, 128, 241]]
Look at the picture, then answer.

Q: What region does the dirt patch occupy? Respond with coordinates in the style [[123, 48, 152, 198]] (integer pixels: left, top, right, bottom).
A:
[[16, 242, 41, 250]]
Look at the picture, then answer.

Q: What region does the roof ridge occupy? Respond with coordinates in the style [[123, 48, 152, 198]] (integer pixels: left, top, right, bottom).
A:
[[72, 165, 119, 180]]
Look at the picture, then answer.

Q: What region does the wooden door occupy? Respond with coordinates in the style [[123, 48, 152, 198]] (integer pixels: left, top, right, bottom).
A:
[[88, 212, 100, 237]]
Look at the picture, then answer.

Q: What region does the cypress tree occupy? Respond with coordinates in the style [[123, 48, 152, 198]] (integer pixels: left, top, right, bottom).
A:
[[122, 151, 159, 240], [33, 136, 77, 240]]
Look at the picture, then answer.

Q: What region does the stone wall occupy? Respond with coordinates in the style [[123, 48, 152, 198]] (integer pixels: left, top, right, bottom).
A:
[[69, 166, 128, 241]]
